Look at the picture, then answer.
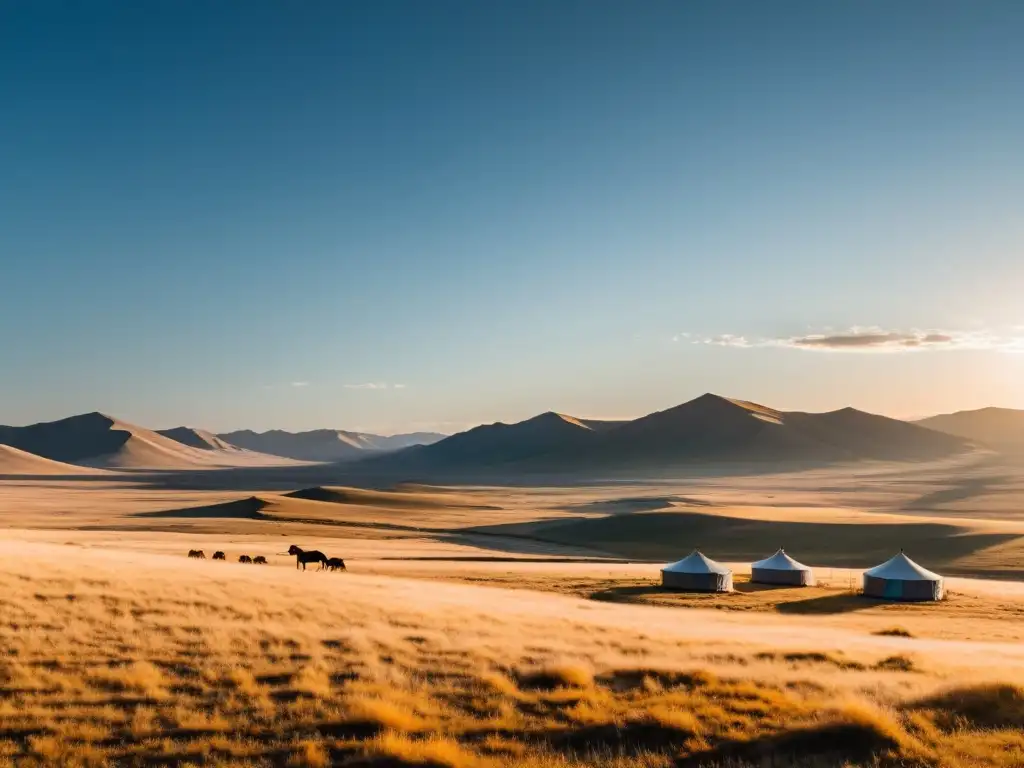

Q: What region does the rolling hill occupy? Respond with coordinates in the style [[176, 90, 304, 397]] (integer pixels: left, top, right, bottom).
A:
[[361, 394, 973, 474], [916, 407, 1024, 452], [218, 428, 447, 462]]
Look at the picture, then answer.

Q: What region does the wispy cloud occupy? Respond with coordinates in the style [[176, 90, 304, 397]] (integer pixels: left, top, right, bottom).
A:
[[262, 381, 312, 390], [343, 382, 406, 390], [685, 327, 1024, 353]]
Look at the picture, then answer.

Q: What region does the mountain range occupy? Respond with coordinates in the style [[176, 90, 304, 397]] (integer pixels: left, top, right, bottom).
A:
[[363, 394, 976, 473], [1, 395, 1020, 474]]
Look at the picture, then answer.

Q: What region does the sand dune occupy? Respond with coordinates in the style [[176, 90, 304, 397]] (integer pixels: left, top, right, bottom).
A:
[[0, 444, 108, 476], [136, 495, 274, 519], [0, 412, 309, 470]]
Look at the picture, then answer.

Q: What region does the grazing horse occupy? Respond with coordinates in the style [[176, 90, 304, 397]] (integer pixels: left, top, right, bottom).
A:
[[212, 551, 226, 560], [187, 550, 206, 559], [325, 557, 346, 572], [238, 555, 252, 564], [253, 556, 267, 565], [286, 545, 328, 571]]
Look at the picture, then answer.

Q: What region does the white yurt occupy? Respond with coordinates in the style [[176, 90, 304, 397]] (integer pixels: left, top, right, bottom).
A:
[[863, 551, 944, 601], [661, 550, 732, 592], [750, 549, 815, 586]]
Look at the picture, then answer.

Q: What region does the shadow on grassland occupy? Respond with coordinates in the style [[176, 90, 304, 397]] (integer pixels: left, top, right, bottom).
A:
[[471, 510, 1023, 578]]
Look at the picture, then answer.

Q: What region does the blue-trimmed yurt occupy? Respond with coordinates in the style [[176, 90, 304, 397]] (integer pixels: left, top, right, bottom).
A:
[[863, 551, 943, 601]]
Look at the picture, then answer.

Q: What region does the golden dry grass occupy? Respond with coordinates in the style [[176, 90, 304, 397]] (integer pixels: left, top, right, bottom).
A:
[[1, 542, 1023, 767]]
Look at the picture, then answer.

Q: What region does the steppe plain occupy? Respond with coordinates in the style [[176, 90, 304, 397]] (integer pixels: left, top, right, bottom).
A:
[[4, 441, 1024, 766]]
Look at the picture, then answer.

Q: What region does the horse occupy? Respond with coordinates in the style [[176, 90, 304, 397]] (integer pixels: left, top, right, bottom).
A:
[[187, 550, 206, 559], [212, 551, 226, 560], [253, 556, 267, 565], [325, 557, 346, 572], [238, 555, 252, 564], [285, 545, 328, 571]]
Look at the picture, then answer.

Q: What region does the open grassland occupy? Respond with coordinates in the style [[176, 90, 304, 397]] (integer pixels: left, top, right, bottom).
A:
[[4, 455, 1024, 764], [3, 541, 1024, 767]]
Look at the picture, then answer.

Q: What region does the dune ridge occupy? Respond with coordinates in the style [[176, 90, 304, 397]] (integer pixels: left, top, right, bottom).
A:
[[0, 412, 306, 470], [0, 443, 108, 476]]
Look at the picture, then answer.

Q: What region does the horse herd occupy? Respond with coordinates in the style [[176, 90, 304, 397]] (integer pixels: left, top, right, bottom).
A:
[[186, 545, 346, 572]]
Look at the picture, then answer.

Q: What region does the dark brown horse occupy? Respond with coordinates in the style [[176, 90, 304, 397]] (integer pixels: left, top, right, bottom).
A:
[[238, 555, 252, 564], [212, 551, 226, 560], [187, 550, 206, 559], [253, 556, 267, 565], [325, 557, 346, 572], [285, 545, 328, 571]]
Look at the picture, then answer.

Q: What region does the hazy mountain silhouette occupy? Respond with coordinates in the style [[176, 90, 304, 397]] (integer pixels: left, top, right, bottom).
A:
[[916, 407, 1024, 452], [361, 394, 972, 473], [217, 428, 447, 462]]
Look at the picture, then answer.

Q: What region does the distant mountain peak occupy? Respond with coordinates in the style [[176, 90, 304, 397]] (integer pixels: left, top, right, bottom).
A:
[[915, 406, 1024, 451]]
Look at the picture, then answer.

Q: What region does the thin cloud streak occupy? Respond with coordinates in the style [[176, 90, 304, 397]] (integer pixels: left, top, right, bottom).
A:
[[343, 382, 406, 390], [686, 327, 1024, 353]]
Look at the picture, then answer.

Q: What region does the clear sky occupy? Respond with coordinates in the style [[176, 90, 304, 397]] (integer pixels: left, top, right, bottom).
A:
[[2, 2, 1023, 434]]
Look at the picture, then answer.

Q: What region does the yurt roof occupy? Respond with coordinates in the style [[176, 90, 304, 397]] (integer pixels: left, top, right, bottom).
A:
[[864, 552, 942, 582], [662, 550, 731, 575], [751, 549, 811, 572]]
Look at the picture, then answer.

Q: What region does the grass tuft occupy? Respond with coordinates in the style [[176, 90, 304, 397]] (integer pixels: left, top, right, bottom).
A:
[[874, 626, 915, 638], [517, 664, 594, 691]]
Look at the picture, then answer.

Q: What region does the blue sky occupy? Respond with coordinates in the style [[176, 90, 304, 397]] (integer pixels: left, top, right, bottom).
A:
[[2, 2, 1023, 433]]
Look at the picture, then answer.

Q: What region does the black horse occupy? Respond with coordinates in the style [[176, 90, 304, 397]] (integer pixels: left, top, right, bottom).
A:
[[325, 557, 346, 572], [286, 545, 328, 571]]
